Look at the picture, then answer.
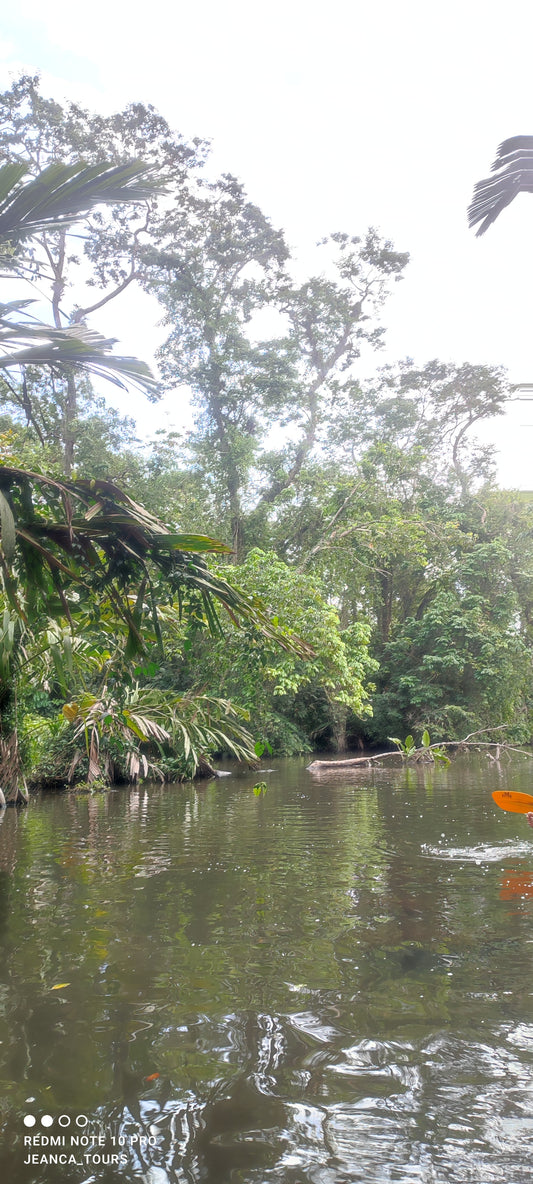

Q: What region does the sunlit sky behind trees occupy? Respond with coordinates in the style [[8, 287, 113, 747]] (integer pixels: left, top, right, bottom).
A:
[[1, 0, 532, 486]]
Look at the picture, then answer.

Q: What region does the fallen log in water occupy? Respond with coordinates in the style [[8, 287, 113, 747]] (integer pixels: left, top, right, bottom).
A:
[[307, 752, 400, 771], [307, 727, 532, 772]]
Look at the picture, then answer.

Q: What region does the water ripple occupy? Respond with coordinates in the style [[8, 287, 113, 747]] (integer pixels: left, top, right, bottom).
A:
[[421, 841, 533, 863]]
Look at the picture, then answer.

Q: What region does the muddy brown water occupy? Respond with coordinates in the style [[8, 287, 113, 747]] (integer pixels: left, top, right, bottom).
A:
[[1, 753, 533, 1182]]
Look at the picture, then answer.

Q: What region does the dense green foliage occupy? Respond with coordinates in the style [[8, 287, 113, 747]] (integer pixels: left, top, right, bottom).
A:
[[0, 76, 531, 788], [163, 549, 378, 754]]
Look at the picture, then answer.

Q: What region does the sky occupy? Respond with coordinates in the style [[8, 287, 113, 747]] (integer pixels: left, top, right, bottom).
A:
[[1, 0, 533, 486]]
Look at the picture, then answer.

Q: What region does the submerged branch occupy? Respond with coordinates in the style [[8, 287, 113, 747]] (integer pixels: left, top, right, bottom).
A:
[[307, 728, 531, 772]]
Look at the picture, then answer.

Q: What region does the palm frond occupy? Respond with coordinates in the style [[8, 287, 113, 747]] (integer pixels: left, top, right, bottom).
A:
[[0, 303, 158, 392], [0, 160, 161, 244], [62, 687, 256, 783], [0, 160, 162, 394], [0, 467, 309, 656], [469, 136, 533, 235]]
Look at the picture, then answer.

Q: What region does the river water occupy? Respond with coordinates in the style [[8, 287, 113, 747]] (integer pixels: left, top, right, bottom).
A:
[[1, 753, 533, 1183]]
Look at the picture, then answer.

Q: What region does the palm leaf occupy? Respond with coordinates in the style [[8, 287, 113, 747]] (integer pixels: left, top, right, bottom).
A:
[[469, 137, 533, 235], [0, 160, 161, 244], [0, 467, 310, 655], [0, 311, 158, 392], [0, 161, 162, 394]]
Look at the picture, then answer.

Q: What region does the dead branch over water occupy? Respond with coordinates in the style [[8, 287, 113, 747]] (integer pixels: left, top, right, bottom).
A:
[[307, 727, 531, 772]]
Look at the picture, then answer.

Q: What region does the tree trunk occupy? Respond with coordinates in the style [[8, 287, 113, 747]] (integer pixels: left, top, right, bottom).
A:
[[331, 703, 349, 752], [0, 732, 29, 804], [63, 371, 78, 477], [377, 571, 393, 643]]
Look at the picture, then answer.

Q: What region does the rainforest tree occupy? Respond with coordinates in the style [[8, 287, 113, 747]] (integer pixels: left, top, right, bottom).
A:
[[1, 77, 530, 762], [0, 156, 307, 796], [0, 75, 206, 474]]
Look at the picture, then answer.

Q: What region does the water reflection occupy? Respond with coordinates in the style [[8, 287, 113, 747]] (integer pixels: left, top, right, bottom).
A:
[[500, 870, 533, 900], [1, 756, 533, 1180]]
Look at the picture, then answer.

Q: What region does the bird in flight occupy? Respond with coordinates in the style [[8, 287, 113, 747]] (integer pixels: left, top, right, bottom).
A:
[[469, 136, 533, 235]]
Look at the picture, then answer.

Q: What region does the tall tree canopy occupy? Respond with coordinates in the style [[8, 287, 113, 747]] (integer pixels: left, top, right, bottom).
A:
[[0, 76, 529, 777], [0, 144, 309, 796], [0, 75, 206, 473]]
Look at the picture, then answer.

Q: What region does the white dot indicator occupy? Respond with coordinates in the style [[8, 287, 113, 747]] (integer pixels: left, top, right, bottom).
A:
[[41, 1115, 54, 1128], [23, 1115, 36, 1128], [58, 1115, 71, 1127], [75, 1114, 88, 1127]]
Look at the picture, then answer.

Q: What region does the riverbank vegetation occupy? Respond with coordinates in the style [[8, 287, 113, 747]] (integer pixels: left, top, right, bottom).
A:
[[0, 76, 531, 795]]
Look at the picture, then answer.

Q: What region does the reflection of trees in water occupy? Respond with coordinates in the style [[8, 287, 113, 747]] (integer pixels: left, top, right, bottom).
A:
[[0, 808, 23, 877], [106, 1010, 295, 1183], [3, 761, 533, 1181]]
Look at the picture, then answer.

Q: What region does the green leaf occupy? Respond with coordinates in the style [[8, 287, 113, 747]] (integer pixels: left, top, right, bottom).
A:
[[422, 729, 431, 748], [388, 737, 405, 752]]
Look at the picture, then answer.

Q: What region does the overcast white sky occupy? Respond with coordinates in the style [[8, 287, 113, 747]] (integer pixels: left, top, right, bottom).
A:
[[1, 0, 533, 486]]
